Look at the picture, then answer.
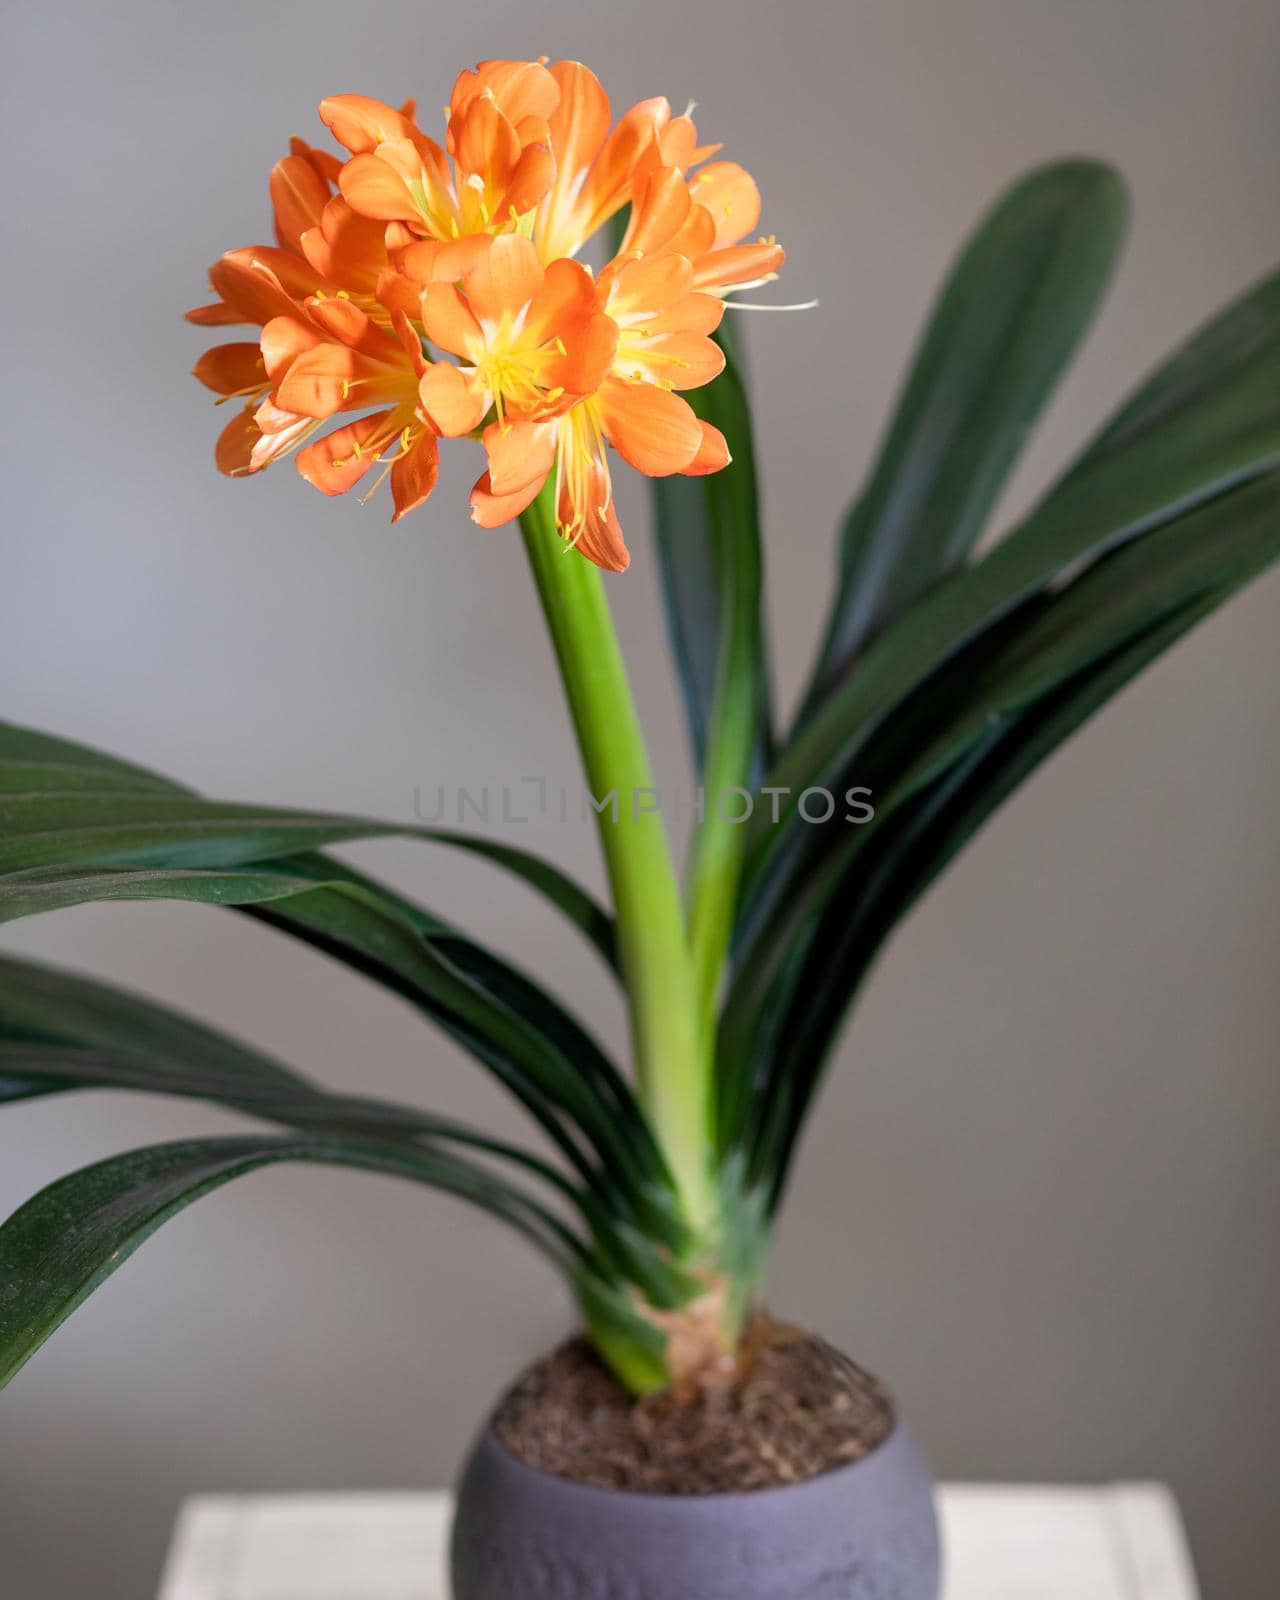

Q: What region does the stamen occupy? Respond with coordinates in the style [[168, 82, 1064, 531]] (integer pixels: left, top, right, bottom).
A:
[[723, 297, 821, 312], [358, 458, 396, 504]]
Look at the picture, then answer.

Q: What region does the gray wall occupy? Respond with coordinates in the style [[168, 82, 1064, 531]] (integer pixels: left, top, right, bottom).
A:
[[2, 0, 1278, 1594]]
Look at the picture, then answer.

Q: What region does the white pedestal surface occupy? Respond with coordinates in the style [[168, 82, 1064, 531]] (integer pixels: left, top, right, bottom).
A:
[[159, 1482, 1201, 1598]]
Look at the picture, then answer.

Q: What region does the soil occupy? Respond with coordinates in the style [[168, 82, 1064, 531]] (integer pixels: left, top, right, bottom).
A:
[[491, 1320, 895, 1495]]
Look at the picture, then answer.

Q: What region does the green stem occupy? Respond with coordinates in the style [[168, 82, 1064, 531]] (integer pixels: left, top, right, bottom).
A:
[[519, 485, 713, 1225]]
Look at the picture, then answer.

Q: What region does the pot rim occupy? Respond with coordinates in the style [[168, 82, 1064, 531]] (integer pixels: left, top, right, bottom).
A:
[[476, 1408, 911, 1508]]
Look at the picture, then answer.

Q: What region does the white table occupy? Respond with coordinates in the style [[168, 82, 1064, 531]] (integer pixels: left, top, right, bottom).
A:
[[159, 1484, 1200, 1599]]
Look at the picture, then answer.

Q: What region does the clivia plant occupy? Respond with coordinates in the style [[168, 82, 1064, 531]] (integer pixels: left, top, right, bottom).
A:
[[2, 52, 1278, 1600]]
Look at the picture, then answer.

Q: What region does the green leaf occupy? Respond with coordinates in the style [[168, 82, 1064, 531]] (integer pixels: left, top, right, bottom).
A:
[[750, 590, 1228, 1201], [648, 340, 773, 781], [424, 830, 617, 973], [734, 470, 1280, 1006], [0, 950, 302, 1090], [0, 951, 552, 1176], [802, 159, 1128, 709], [0, 719, 617, 973], [0, 790, 415, 875], [725, 469, 1280, 1185], [0, 849, 669, 1214], [0, 1134, 585, 1388], [0, 724, 182, 792], [649, 338, 774, 1027], [755, 265, 1280, 903], [880, 466, 1280, 817]]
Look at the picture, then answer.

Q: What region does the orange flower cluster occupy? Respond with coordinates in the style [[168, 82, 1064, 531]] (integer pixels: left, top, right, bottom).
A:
[[189, 59, 784, 570]]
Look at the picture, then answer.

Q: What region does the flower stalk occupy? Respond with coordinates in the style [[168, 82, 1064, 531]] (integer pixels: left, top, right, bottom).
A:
[[519, 483, 714, 1228]]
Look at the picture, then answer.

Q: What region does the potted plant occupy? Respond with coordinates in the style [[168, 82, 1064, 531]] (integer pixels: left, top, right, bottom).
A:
[[2, 54, 1278, 1600]]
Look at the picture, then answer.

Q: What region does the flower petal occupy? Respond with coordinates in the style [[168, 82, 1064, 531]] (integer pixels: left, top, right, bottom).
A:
[[687, 162, 762, 248], [249, 405, 314, 470], [193, 342, 265, 396], [683, 420, 731, 476], [470, 468, 545, 528], [319, 95, 417, 155], [259, 315, 324, 383], [390, 433, 440, 521], [464, 233, 543, 327], [396, 233, 493, 287], [538, 60, 611, 257], [525, 259, 618, 397], [186, 300, 245, 327], [561, 464, 630, 571], [450, 59, 560, 128], [604, 251, 695, 320], [692, 241, 786, 292], [338, 149, 425, 225], [300, 197, 387, 294], [420, 281, 483, 358], [483, 417, 557, 496], [270, 154, 332, 254], [619, 330, 725, 391], [598, 378, 702, 475], [296, 410, 394, 495], [208, 249, 326, 327], [621, 166, 691, 256], [215, 408, 261, 475], [505, 142, 556, 219], [451, 93, 520, 194], [418, 361, 488, 436]]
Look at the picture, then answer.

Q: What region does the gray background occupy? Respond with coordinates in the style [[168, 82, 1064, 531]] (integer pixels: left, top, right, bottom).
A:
[[2, 0, 1278, 1595]]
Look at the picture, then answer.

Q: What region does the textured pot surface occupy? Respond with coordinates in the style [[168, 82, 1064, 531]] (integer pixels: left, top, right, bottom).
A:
[[451, 1414, 940, 1600]]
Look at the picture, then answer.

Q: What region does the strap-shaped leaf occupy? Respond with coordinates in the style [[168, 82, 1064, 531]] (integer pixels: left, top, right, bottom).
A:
[[0, 790, 426, 875], [648, 339, 774, 1022], [731, 469, 1280, 1029], [0, 720, 617, 973], [750, 591, 1227, 1201], [802, 159, 1128, 710], [0, 1134, 587, 1388], [648, 339, 773, 781], [0, 952, 555, 1177], [0, 849, 668, 1213], [425, 831, 617, 973], [0, 949, 301, 1089], [753, 265, 1280, 905], [0, 724, 182, 791], [0, 952, 695, 1308], [723, 470, 1280, 1182]]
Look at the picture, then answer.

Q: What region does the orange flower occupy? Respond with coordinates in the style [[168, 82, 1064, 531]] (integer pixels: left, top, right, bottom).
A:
[[618, 164, 786, 296], [189, 59, 790, 561], [321, 60, 558, 272], [260, 298, 441, 520], [416, 235, 616, 435], [189, 251, 326, 476], [456, 242, 730, 571], [187, 129, 402, 475], [531, 60, 707, 263]]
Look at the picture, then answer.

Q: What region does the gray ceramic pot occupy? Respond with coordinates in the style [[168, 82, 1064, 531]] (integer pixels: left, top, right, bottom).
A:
[[451, 1413, 940, 1599]]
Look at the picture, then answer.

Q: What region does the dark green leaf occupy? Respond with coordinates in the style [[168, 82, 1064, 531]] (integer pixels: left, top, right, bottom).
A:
[[0, 1134, 585, 1387], [424, 830, 617, 973], [0, 719, 617, 973], [802, 159, 1128, 709], [731, 470, 1280, 1050], [755, 266, 1280, 904], [0, 848, 667, 1212], [649, 339, 773, 781], [750, 589, 1230, 1202]]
